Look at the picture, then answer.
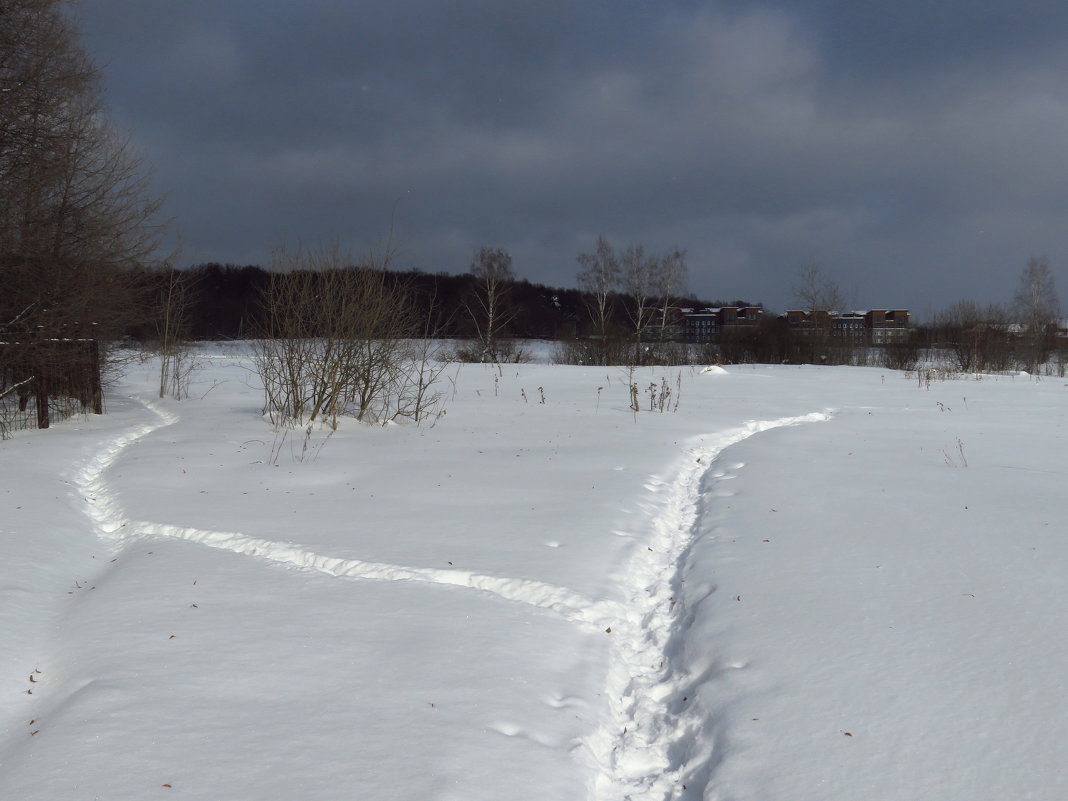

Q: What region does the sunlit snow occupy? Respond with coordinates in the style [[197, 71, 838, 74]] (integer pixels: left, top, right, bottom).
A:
[[2, 345, 1065, 800]]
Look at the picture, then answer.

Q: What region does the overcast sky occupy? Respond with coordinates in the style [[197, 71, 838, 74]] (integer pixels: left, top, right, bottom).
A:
[[77, 0, 1068, 315]]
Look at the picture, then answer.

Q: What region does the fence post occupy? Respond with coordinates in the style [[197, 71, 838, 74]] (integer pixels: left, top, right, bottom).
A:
[[89, 339, 103, 414], [35, 364, 50, 429]]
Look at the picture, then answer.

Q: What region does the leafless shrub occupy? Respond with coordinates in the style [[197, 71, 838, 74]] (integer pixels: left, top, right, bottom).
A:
[[392, 338, 452, 424], [553, 338, 698, 367], [552, 337, 633, 366], [931, 300, 1013, 373], [880, 341, 919, 371], [449, 338, 529, 364], [252, 242, 450, 430], [0, 378, 32, 439]]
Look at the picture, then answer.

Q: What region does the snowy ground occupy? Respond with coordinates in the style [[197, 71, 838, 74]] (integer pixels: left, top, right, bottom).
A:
[[1, 346, 1066, 800]]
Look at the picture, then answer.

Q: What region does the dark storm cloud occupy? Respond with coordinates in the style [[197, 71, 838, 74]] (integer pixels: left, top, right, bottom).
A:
[[783, 0, 1068, 80], [77, 1, 1068, 313]]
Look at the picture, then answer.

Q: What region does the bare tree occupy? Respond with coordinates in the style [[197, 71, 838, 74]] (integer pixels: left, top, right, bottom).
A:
[[576, 235, 620, 346], [156, 266, 196, 399], [1, 0, 162, 418], [655, 246, 688, 339], [1, 1, 162, 332], [621, 244, 657, 355], [465, 246, 516, 363], [791, 263, 845, 312], [394, 285, 452, 424], [1013, 255, 1060, 371]]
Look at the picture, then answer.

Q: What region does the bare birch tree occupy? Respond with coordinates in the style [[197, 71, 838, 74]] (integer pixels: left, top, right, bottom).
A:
[[621, 243, 657, 361], [156, 266, 196, 399], [1013, 255, 1060, 371], [576, 235, 620, 345], [655, 246, 688, 338], [465, 246, 515, 363]]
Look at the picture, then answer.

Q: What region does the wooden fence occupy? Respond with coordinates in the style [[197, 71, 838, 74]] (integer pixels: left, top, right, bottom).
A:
[[0, 338, 103, 429]]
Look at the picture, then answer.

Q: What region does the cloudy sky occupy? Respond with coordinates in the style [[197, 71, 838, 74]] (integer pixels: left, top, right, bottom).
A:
[[77, 0, 1068, 315]]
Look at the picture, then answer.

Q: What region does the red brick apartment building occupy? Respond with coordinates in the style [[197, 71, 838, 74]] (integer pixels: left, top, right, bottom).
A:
[[784, 309, 910, 344], [683, 307, 763, 342]]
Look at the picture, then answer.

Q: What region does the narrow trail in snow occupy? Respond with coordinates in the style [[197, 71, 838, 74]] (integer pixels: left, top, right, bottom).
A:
[[582, 413, 831, 801], [129, 519, 622, 627], [74, 397, 621, 629], [74, 394, 830, 801]]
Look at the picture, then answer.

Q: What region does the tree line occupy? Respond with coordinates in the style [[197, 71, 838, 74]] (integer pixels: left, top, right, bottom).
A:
[[96, 247, 1068, 376], [140, 259, 748, 346], [924, 256, 1062, 373]]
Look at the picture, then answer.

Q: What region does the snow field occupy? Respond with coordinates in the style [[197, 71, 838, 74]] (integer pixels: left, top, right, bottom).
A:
[[675, 379, 1068, 800], [2, 351, 1066, 800]]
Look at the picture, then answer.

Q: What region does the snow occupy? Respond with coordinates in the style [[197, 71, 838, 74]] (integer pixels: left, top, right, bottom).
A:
[[2, 349, 1067, 800]]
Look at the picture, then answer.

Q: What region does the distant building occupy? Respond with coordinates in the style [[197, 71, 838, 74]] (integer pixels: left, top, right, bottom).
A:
[[830, 312, 865, 340], [642, 307, 688, 341], [782, 308, 910, 344], [684, 311, 718, 342], [865, 310, 910, 344], [684, 307, 763, 342]]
